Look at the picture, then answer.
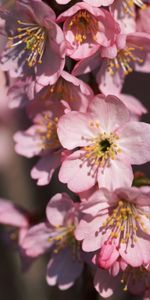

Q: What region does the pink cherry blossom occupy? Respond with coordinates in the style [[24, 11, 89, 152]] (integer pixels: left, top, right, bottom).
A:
[[75, 186, 150, 267], [14, 110, 63, 186], [58, 94, 150, 192], [73, 32, 150, 94], [26, 71, 94, 115], [57, 2, 120, 60], [0, 0, 66, 86], [21, 193, 83, 290]]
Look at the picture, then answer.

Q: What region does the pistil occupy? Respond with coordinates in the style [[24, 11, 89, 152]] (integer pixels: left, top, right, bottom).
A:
[[80, 127, 121, 174]]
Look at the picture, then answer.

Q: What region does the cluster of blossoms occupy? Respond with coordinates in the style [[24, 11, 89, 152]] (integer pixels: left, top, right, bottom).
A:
[[0, 0, 150, 298]]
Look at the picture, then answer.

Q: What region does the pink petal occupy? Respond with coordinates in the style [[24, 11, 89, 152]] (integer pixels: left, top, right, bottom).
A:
[[119, 121, 150, 164], [21, 223, 52, 257], [59, 150, 97, 193], [97, 156, 133, 190], [94, 269, 118, 297], [0, 199, 28, 227], [46, 193, 73, 227], [31, 152, 61, 185], [57, 112, 96, 150], [88, 94, 130, 132], [120, 235, 150, 267], [46, 247, 83, 289], [75, 216, 106, 251]]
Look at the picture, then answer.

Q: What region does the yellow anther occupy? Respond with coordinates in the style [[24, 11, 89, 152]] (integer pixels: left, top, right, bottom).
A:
[[68, 9, 99, 44]]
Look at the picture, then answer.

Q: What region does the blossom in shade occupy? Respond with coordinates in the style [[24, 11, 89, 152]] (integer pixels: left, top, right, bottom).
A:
[[8, 77, 32, 109], [26, 71, 93, 115], [14, 109, 63, 186], [57, 2, 120, 60], [0, 198, 29, 244], [58, 94, 150, 192], [0, 0, 66, 86], [94, 263, 150, 298], [21, 193, 83, 290], [72, 32, 150, 94], [75, 186, 150, 267]]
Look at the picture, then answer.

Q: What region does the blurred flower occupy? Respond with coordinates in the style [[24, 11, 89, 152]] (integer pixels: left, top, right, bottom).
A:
[[94, 263, 150, 298], [21, 193, 83, 290]]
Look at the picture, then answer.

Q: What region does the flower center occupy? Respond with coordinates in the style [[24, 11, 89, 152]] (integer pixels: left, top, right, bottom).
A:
[[99, 139, 111, 153], [68, 10, 99, 44], [81, 127, 121, 173], [101, 200, 148, 247], [36, 113, 60, 151], [107, 47, 144, 76], [44, 78, 76, 103], [8, 20, 47, 67], [122, 0, 146, 16], [48, 224, 79, 255]]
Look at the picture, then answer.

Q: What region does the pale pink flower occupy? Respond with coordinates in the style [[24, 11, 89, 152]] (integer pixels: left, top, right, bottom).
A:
[[57, 2, 120, 60], [21, 193, 83, 290], [73, 32, 150, 94], [0, 0, 66, 86], [14, 109, 63, 186], [75, 186, 150, 267], [58, 95, 150, 192]]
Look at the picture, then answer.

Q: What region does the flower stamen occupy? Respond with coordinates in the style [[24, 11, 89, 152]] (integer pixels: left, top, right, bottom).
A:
[[36, 113, 60, 151], [108, 46, 144, 76], [122, 0, 146, 16], [80, 129, 121, 176], [8, 20, 47, 67], [68, 10, 99, 44]]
